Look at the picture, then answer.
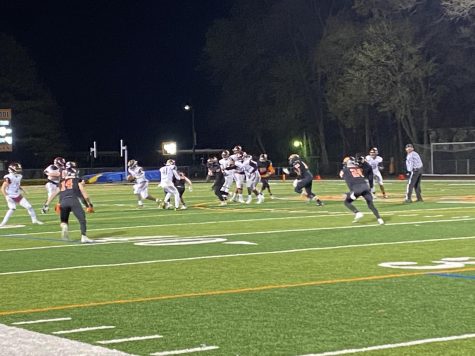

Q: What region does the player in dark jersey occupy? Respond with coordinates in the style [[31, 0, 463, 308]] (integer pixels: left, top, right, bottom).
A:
[[163, 170, 192, 209], [356, 156, 374, 194], [208, 157, 227, 205], [59, 161, 94, 243], [258, 154, 275, 199], [283, 154, 323, 206], [340, 157, 384, 225]]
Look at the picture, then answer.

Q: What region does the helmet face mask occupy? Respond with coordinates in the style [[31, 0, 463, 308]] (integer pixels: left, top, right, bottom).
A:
[[221, 150, 230, 159], [166, 159, 175, 166], [369, 147, 378, 157], [128, 159, 138, 168], [259, 154, 267, 162], [8, 162, 22, 174], [343, 156, 357, 168]]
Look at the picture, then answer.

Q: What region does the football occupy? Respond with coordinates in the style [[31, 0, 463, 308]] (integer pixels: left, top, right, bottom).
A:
[[127, 174, 135, 182]]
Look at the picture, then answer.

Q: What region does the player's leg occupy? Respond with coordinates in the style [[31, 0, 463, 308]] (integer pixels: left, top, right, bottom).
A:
[[59, 203, 72, 241], [42, 182, 59, 213], [375, 172, 387, 198], [143, 182, 160, 204], [343, 192, 364, 222], [362, 191, 384, 224], [414, 171, 423, 201], [0, 198, 17, 226], [19, 198, 43, 224], [405, 172, 415, 202], [133, 183, 144, 207], [71, 202, 92, 243]]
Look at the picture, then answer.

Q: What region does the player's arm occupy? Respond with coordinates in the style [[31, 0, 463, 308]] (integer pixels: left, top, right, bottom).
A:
[[78, 183, 94, 211], [1, 179, 9, 197]]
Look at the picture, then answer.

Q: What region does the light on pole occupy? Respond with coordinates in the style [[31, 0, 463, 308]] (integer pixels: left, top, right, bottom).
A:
[[183, 104, 197, 163]]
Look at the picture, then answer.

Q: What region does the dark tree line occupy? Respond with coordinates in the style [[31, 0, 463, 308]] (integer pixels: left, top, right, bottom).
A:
[[0, 33, 67, 166], [202, 0, 475, 173]]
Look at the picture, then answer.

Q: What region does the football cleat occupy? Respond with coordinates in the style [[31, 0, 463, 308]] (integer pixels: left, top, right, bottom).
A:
[[246, 196, 252, 204], [315, 199, 324, 206], [60, 223, 69, 241], [81, 235, 94, 244], [41, 204, 49, 214], [32, 219, 44, 225], [353, 212, 364, 223], [377, 218, 385, 225]]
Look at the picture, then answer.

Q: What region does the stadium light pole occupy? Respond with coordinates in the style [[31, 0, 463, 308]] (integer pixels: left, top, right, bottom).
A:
[[183, 104, 196, 163]]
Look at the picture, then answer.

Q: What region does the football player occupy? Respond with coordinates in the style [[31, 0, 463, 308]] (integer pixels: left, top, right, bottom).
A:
[[339, 157, 384, 224], [159, 159, 182, 210], [208, 157, 227, 205], [0, 162, 43, 227], [230, 145, 246, 203], [356, 156, 374, 194], [219, 150, 234, 202], [242, 154, 264, 204], [41, 156, 66, 214], [365, 148, 388, 198], [258, 153, 275, 199], [58, 161, 94, 243], [283, 154, 324, 206], [163, 170, 192, 209], [127, 160, 160, 208]]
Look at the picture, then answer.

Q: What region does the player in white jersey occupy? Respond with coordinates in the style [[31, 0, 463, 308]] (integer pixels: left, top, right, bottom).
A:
[[365, 148, 388, 198], [159, 159, 181, 210], [229, 145, 246, 203], [0, 163, 43, 227], [41, 156, 66, 214], [219, 150, 234, 201], [127, 160, 160, 208], [242, 154, 264, 204]]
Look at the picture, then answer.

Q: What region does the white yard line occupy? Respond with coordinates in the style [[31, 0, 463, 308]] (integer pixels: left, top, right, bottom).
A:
[[97, 334, 163, 344], [150, 345, 219, 355], [1, 233, 474, 277], [0, 323, 133, 356], [11, 317, 71, 325], [299, 333, 475, 355], [52, 325, 115, 334], [1, 212, 474, 253]]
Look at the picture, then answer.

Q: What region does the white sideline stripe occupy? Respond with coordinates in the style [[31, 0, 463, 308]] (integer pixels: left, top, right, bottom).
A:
[[0, 323, 133, 356], [150, 345, 219, 355], [1, 233, 475, 276], [2, 206, 474, 240], [97, 334, 163, 344], [1, 212, 474, 253], [300, 333, 475, 355], [52, 326, 115, 334], [11, 317, 72, 325]]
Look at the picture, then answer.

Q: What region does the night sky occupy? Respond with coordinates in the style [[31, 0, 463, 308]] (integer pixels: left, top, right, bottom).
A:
[[0, 0, 230, 159]]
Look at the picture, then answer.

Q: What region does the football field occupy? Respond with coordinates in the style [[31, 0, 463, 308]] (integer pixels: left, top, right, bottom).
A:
[[0, 179, 474, 355]]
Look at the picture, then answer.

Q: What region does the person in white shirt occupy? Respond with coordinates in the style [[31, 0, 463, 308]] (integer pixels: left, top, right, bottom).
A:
[[219, 150, 234, 202], [41, 156, 66, 214], [0, 162, 43, 227], [365, 148, 388, 198], [230, 145, 246, 203], [404, 144, 424, 203], [242, 154, 264, 204], [127, 160, 160, 208], [159, 159, 182, 210]]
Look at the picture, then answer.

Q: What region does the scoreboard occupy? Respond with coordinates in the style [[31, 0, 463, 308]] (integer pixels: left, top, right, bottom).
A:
[[0, 109, 12, 152]]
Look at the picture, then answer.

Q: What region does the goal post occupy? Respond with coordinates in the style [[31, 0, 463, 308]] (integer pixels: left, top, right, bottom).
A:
[[430, 141, 475, 175]]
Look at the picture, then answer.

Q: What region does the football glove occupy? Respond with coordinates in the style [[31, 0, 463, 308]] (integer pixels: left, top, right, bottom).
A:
[[86, 206, 95, 213], [188, 186, 193, 192]]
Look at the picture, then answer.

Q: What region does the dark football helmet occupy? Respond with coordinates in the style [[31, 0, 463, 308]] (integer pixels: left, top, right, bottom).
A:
[[8, 162, 22, 174], [221, 150, 230, 158], [343, 156, 357, 167], [65, 161, 78, 176], [232, 145, 242, 154], [54, 157, 66, 169], [288, 154, 300, 165]]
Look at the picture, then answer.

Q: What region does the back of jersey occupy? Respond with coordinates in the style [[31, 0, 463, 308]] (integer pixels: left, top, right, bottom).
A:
[[60, 177, 81, 200], [341, 166, 367, 189]]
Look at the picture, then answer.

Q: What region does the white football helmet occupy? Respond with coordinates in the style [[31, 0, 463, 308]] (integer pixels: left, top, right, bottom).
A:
[[232, 145, 242, 154], [221, 150, 230, 158], [128, 159, 138, 168], [54, 157, 66, 169], [166, 159, 175, 166], [259, 154, 268, 162], [8, 162, 22, 174]]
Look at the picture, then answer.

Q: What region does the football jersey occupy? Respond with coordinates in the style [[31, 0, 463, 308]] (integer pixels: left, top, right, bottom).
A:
[[128, 165, 147, 183], [242, 158, 259, 177], [230, 153, 245, 173], [219, 157, 233, 176], [3, 173, 22, 198], [365, 155, 383, 173], [43, 164, 61, 183], [340, 166, 368, 191], [59, 177, 83, 201], [258, 160, 274, 177], [159, 165, 181, 187], [291, 159, 311, 178]]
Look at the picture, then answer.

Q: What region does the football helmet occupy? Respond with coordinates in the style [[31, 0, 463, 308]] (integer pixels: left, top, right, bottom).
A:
[[166, 159, 175, 166], [369, 148, 378, 157], [221, 150, 230, 158], [259, 153, 267, 162], [343, 156, 357, 167], [128, 159, 138, 168], [232, 145, 242, 154], [357, 156, 366, 165], [54, 157, 66, 169], [8, 162, 22, 174], [288, 154, 300, 165], [65, 161, 78, 176]]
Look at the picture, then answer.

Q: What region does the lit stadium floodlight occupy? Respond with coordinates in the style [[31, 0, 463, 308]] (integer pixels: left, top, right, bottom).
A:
[[293, 139, 303, 148], [162, 141, 177, 155]]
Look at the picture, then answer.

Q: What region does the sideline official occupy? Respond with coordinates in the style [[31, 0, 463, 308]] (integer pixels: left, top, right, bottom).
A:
[[404, 144, 423, 203]]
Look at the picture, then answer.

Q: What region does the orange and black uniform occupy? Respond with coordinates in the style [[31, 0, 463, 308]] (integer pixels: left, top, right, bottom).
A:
[[258, 159, 274, 194], [59, 177, 87, 236]]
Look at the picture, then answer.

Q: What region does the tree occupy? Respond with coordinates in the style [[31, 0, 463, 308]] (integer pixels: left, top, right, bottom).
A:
[[0, 33, 67, 165]]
